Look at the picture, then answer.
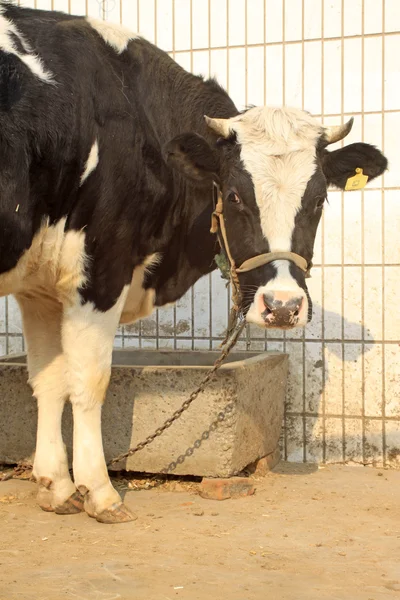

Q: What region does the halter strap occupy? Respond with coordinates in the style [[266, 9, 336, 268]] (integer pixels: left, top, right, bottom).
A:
[[210, 184, 242, 312], [236, 251, 308, 274]]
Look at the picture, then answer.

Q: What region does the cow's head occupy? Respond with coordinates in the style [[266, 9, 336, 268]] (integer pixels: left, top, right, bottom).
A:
[[165, 107, 387, 329]]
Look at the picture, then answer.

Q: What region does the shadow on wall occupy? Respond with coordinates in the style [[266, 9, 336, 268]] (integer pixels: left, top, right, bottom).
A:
[[283, 304, 396, 468]]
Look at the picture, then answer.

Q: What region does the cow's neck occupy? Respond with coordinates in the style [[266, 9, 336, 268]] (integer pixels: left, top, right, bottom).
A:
[[135, 39, 238, 148], [133, 39, 238, 304], [145, 201, 219, 306]]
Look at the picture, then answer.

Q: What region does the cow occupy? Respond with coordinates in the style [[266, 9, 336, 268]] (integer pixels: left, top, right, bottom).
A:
[[0, 2, 387, 523]]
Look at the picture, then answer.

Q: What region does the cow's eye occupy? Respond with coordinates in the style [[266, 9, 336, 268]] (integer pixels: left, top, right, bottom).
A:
[[316, 195, 326, 209], [227, 191, 241, 205]]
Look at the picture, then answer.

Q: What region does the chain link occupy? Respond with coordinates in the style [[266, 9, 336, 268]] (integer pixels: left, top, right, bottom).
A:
[[0, 462, 32, 482], [159, 402, 235, 474], [107, 317, 245, 468]]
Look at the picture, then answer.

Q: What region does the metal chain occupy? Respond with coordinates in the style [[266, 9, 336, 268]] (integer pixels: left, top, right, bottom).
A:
[[107, 316, 245, 468], [159, 402, 235, 475], [0, 462, 32, 482]]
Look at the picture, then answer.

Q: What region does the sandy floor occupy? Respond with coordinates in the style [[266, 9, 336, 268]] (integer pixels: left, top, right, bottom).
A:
[[0, 464, 399, 600]]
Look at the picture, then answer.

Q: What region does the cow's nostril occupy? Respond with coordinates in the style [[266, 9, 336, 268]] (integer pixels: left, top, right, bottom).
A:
[[293, 298, 304, 317], [259, 293, 305, 328], [294, 302, 303, 317], [263, 293, 275, 312]]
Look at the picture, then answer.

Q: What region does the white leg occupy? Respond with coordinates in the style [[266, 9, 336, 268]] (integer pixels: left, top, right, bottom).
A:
[[62, 287, 135, 523], [17, 295, 81, 513]]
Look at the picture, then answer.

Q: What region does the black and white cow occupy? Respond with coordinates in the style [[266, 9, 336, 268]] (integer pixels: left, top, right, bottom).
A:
[[0, 2, 387, 523]]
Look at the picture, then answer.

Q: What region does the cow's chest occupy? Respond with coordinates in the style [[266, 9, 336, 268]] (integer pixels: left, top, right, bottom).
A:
[[0, 219, 86, 305], [119, 254, 160, 325]]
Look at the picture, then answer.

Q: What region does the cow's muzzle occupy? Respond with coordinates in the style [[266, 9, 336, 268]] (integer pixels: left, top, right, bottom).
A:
[[262, 292, 305, 328]]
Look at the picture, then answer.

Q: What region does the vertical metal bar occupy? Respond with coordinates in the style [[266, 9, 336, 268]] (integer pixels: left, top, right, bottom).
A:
[[281, 0, 289, 458], [154, 0, 157, 45], [263, 0, 268, 355], [226, 0, 230, 92], [301, 0, 306, 463], [282, 0, 287, 357], [154, 309, 159, 350], [209, 275, 213, 349], [263, 0, 267, 108], [282, 0, 286, 111], [137, 0, 142, 349], [225, 0, 231, 349], [208, 0, 212, 74], [340, 0, 346, 463], [208, 0, 213, 350], [190, 288, 194, 350], [321, 0, 327, 463], [244, 0, 248, 108], [154, 0, 159, 350], [168, 0, 175, 348], [381, 0, 386, 466], [137, 0, 140, 40], [244, 0, 251, 350], [189, 0, 193, 89], [189, 0, 196, 352], [360, 0, 366, 464], [5, 297, 9, 356], [172, 0, 174, 60], [121, 0, 127, 355]]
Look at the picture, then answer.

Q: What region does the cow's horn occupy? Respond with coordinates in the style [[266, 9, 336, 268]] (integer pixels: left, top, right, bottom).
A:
[[324, 117, 354, 144], [204, 115, 231, 138]]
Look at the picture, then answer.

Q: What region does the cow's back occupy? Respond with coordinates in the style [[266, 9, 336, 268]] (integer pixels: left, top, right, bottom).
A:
[[0, 3, 150, 297]]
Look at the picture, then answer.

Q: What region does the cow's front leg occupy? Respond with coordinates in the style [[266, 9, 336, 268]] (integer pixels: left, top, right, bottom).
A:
[[17, 295, 82, 514], [62, 288, 135, 524]]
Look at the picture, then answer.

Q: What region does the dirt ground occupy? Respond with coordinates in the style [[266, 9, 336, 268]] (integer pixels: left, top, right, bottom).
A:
[[0, 464, 399, 600]]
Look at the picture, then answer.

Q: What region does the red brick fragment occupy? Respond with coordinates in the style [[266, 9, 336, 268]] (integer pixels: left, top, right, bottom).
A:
[[248, 448, 281, 477], [199, 477, 255, 501]]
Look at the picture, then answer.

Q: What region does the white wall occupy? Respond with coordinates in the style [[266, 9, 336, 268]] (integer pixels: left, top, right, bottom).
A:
[[1, 0, 399, 467]]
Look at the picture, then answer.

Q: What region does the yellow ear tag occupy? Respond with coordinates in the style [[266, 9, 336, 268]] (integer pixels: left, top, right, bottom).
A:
[[345, 168, 369, 191]]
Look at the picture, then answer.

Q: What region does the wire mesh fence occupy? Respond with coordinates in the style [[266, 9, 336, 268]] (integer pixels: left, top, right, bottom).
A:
[[1, 0, 399, 466]]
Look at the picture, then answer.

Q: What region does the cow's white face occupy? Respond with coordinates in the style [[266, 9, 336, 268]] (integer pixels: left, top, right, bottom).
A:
[[229, 108, 321, 328], [166, 105, 387, 331], [206, 107, 327, 329]]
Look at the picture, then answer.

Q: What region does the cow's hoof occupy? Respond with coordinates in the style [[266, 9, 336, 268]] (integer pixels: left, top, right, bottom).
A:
[[37, 477, 54, 512], [54, 490, 85, 515], [37, 477, 82, 514], [95, 503, 137, 524], [38, 500, 54, 513]]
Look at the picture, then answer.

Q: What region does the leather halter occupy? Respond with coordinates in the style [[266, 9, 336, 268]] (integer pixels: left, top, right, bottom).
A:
[[210, 182, 311, 312]]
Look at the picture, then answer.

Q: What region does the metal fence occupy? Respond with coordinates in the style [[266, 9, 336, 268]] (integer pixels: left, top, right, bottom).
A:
[[1, 0, 399, 467]]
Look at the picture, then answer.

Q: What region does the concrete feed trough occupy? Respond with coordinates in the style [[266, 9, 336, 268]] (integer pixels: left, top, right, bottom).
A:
[[0, 350, 288, 478]]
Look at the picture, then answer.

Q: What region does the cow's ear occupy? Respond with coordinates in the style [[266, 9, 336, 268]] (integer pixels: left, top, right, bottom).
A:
[[164, 133, 219, 186], [322, 143, 388, 190]]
